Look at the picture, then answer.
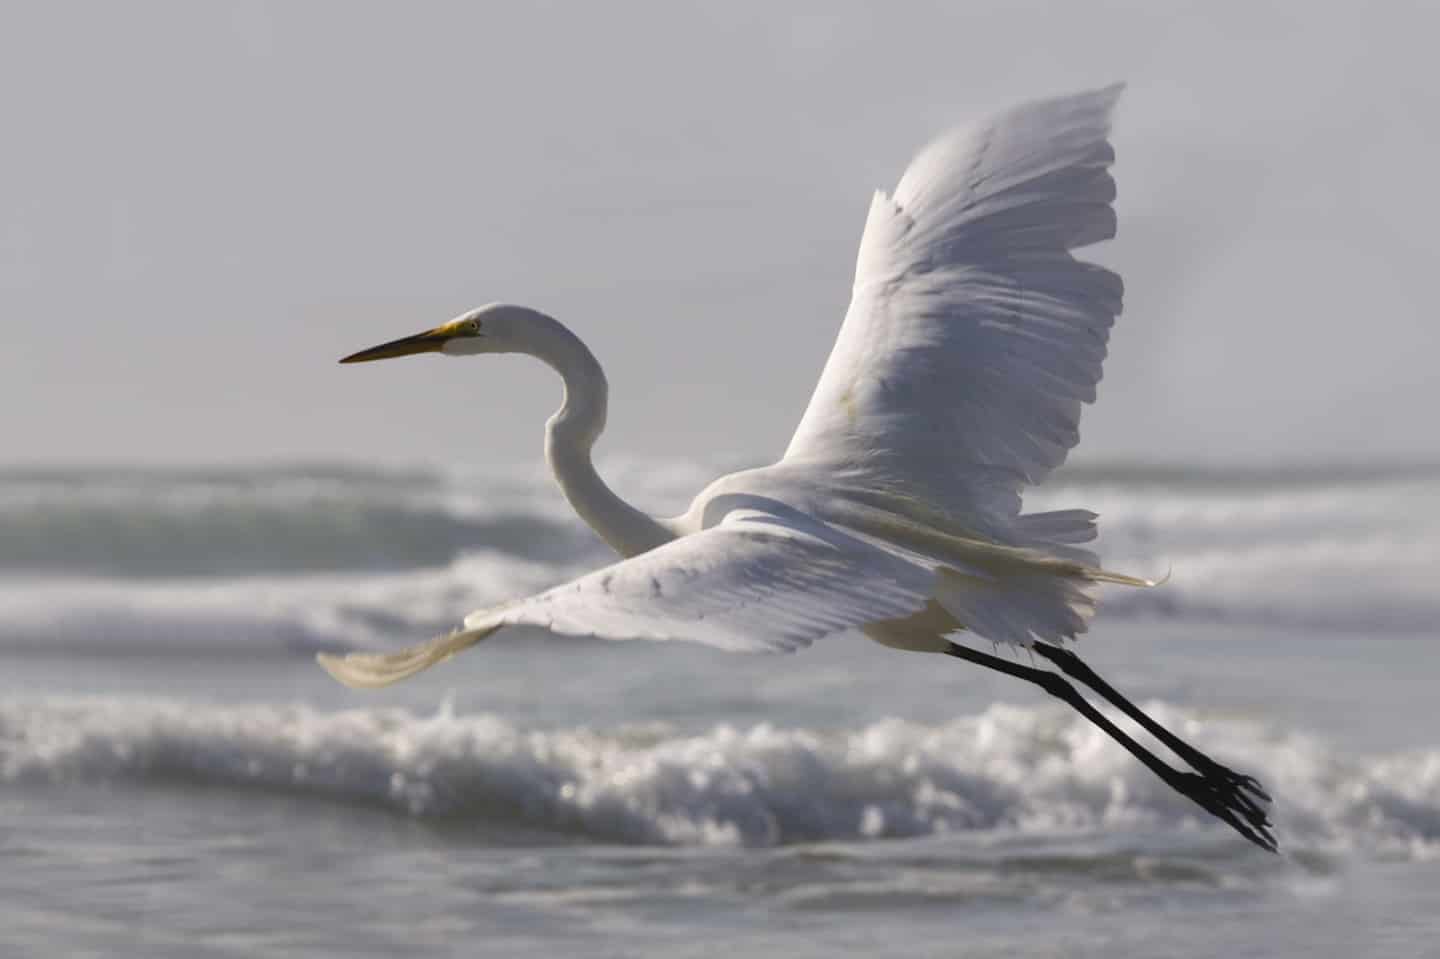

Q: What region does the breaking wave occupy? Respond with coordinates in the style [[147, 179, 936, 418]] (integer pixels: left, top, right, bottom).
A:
[[2, 695, 1436, 857]]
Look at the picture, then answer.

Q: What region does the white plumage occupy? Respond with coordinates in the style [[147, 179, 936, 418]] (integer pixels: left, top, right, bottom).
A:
[[320, 507, 935, 687], [788, 84, 1122, 503], [320, 85, 1281, 853], [320, 84, 1145, 686]]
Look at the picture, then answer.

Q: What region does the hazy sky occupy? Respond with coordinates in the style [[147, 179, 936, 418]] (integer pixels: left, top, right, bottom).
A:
[[3, 1, 1437, 469]]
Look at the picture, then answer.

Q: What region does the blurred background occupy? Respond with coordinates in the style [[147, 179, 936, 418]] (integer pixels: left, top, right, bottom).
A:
[[3, 1, 1438, 467], [2, 3, 1438, 957]]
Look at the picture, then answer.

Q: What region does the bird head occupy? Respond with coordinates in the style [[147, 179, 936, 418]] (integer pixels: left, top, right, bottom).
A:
[[339, 303, 538, 363]]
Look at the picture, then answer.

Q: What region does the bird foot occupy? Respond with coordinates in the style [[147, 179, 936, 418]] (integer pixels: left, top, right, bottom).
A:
[[1171, 768, 1277, 853]]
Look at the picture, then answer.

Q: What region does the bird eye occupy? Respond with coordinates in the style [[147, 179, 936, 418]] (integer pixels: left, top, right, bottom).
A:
[[467, 319, 482, 334]]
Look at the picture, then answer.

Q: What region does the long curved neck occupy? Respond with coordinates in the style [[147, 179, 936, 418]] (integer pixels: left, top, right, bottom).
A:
[[526, 313, 672, 557]]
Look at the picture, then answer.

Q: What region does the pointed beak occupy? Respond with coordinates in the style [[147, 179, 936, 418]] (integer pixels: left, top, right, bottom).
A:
[[339, 326, 453, 364]]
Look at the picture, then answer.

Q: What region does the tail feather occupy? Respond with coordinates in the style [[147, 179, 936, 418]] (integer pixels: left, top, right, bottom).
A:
[[837, 500, 1155, 648], [1013, 508, 1099, 565], [934, 565, 1098, 648]]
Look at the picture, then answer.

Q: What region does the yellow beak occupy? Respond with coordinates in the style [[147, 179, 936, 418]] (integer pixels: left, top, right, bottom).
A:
[[339, 326, 453, 364]]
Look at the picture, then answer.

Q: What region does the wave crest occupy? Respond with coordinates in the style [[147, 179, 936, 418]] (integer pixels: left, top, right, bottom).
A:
[[4, 696, 1437, 856]]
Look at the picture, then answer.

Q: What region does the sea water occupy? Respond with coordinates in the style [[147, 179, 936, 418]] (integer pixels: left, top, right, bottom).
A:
[[2, 461, 1438, 957]]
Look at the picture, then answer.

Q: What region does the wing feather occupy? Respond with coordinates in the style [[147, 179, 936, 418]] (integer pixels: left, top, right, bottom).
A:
[[785, 86, 1125, 533], [491, 509, 932, 652], [318, 509, 934, 687]]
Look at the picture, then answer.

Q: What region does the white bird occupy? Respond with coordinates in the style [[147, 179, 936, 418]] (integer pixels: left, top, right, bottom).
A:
[[320, 86, 1275, 851]]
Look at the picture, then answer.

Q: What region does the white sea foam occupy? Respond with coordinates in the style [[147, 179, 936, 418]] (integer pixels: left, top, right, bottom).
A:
[[2, 695, 1436, 856]]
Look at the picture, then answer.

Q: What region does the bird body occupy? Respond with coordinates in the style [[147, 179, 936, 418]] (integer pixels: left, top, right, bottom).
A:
[[319, 86, 1279, 851]]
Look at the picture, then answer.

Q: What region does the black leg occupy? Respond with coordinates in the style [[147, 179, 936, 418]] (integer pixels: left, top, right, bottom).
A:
[[945, 641, 1277, 852], [1031, 642, 1272, 823]]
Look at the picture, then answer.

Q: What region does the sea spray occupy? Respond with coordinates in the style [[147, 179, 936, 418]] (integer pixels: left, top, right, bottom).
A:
[[3, 695, 1436, 856]]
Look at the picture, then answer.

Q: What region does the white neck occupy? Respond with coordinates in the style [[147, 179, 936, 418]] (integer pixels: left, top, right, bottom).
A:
[[523, 312, 672, 557]]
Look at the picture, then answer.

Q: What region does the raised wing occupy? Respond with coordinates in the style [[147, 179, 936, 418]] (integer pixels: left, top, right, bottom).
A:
[[318, 508, 933, 688], [785, 86, 1124, 526]]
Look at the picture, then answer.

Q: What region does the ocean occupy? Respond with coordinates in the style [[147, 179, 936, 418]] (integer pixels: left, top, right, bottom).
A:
[[3, 460, 1438, 957]]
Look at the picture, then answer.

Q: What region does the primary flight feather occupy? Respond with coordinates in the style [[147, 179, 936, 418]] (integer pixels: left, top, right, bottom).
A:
[[320, 86, 1278, 852]]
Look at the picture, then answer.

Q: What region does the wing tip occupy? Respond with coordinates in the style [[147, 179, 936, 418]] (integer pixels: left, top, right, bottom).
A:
[[315, 650, 391, 689], [1094, 80, 1127, 105], [317, 623, 501, 689], [1007, 82, 1126, 138], [1062, 81, 1126, 116]]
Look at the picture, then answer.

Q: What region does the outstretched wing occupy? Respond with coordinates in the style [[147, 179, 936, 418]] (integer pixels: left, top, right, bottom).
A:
[[784, 86, 1124, 526], [318, 508, 933, 688]]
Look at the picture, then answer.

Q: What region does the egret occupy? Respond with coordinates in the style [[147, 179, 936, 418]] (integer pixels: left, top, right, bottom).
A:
[[320, 86, 1276, 851]]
